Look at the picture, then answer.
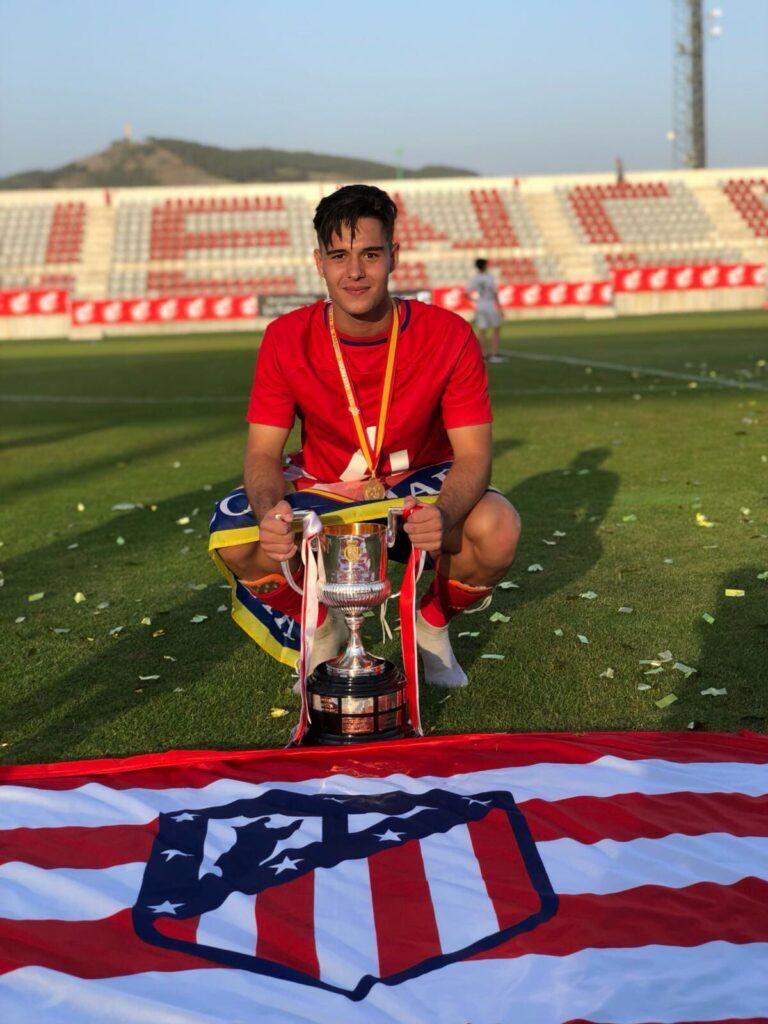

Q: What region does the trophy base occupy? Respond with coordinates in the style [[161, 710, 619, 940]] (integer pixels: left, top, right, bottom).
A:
[[303, 660, 413, 746]]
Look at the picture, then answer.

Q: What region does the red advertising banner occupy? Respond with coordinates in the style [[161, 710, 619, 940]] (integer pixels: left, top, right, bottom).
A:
[[431, 281, 613, 311], [0, 289, 68, 316], [69, 294, 259, 326], [612, 263, 766, 293]]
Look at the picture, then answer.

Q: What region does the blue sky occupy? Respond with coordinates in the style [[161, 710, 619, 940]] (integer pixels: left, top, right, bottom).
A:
[[0, 0, 765, 178]]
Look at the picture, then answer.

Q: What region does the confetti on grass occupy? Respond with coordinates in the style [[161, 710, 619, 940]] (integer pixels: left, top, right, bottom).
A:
[[527, 564, 543, 573], [458, 631, 480, 638], [673, 662, 697, 679], [600, 668, 615, 679], [655, 694, 678, 709], [190, 614, 208, 624], [701, 687, 727, 697], [580, 591, 598, 600], [176, 516, 190, 526], [115, 536, 126, 546], [757, 571, 768, 581], [481, 654, 505, 660], [577, 635, 589, 644], [553, 628, 564, 637], [489, 612, 510, 623], [724, 588, 745, 598], [702, 612, 715, 624], [496, 581, 519, 590], [270, 708, 289, 718], [74, 592, 86, 604], [27, 593, 44, 603], [139, 675, 160, 682], [695, 512, 715, 528], [618, 607, 633, 614]]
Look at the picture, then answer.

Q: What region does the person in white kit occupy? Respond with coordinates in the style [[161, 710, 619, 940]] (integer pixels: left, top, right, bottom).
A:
[[465, 258, 503, 363]]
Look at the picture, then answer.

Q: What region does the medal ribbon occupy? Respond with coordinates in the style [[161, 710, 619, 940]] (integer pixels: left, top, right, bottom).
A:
[[328, 299, 399, 482], [399, 505, 425, 737]]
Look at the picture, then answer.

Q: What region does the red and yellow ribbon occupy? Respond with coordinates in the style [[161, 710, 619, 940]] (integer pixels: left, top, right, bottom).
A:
[[328, 300, 399, 482]]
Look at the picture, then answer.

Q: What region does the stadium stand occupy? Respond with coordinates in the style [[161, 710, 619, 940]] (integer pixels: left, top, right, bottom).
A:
[[0, 167, 765, 336]]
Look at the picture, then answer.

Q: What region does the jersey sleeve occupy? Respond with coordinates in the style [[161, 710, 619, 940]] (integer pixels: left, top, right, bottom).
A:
[[440, 327, 493, 429], [245, 323, 296, 427]]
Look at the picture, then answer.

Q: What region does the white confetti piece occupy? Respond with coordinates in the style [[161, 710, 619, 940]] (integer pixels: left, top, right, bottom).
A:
[[152, 629, 165, 637], [190, 614, 208, 624], [52, 628, 70, 635], [163, 655, 177, 662], [217, 604, 228, 612], [183, 528, 195, 535], [140, 616, 152, 626], [542, 539, 557, 546], [97, 601, 109, 609], [173, 687, 184, 693], [757, 571, 768, 580], [655, 693, 678, 708], [577, 634, 589, 644], [270, 707, 289, 717], [27, 592, 45, 603], [644, 667, 664, 675], [188, 583, 207, 591], [702, 612, 715, 624], [202, 484, 212, 491], [657, 651, 673, 662], [496, 581, 519, 590], [701, 687, 727, 697], [553, 530, 567, 537], [618, 606, 634, 613], [76, 502, 85, 512], [481, 653, 505, 660], [489, 612, 510, 623], [172, 461, 181, 469], [115, 536, 126, 546], [673, 661, 697, 679], [663, 558, 674, 564], [458, 631, 480, 638], [622, 514, 637, 523], [579, 591, 598, 600], [741, 507, 751, 516], [176, 516, 191, 526], [67, 543, 79, 550], [724, 588, 745, 598], [637, 683, 652, 691], [112, 502, 142, 511], [599, 668, 615, 679], [14, 617, 25, 624], [109, 626, 124, 637], [139, 675, 160, 681], [74, 592, 86, 604], [527, 563, 543, 573]]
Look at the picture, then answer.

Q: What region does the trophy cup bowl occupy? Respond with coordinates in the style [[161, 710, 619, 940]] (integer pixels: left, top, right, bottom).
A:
[[305, 521, 411, 745]]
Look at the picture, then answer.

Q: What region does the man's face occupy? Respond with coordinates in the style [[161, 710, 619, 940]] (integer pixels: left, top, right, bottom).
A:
[[314, 217, 399, 325]]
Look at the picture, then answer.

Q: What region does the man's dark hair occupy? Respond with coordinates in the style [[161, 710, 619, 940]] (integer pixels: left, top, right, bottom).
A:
[[313, 184, 397, 250], [475, 258, 488, 271]]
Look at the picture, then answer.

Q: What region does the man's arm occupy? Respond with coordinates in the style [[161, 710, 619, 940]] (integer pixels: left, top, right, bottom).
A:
[[243, 422, 297, 564], [403, 423, 492, 553]]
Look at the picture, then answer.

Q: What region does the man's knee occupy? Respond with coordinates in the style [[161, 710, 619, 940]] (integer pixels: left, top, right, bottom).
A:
[[217, 541, 260, 579], [466, 493, 521, 571]]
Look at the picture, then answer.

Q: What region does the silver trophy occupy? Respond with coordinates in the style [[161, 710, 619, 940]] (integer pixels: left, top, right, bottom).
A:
[[284, 510, 413, 744]]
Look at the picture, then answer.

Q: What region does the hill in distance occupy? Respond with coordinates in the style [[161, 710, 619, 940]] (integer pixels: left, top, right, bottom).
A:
[[0, 138, 477, 190]]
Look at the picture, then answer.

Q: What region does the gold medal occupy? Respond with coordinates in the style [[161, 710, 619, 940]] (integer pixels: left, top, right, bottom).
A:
[[362, 478, 386, 501]]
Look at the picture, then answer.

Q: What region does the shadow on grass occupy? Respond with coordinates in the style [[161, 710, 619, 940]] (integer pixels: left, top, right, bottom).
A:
[[423, 447, 620, 732], [0, 474, 260, 763], [661, 565, 768, 733]]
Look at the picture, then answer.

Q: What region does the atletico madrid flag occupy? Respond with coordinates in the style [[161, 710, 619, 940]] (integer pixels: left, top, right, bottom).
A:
[[1, 731, 767, 1023]]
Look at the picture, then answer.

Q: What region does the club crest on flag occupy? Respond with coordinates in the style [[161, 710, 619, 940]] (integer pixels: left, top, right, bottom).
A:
[[133, 786, 557, 1000]]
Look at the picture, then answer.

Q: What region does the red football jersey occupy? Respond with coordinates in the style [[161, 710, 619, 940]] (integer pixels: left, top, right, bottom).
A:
[[247, 299, 492, 483]]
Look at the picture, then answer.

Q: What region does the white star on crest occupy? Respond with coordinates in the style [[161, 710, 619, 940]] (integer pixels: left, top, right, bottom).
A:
[[269, 855, 303, 874], [374, 829, 406, 843], [171, 812, 197, 822], [161, 849, 193, 862], [148, 900, 185, 915]]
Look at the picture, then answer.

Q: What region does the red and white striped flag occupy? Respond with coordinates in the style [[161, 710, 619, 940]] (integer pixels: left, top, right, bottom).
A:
[[1, 731, 767, 1023]]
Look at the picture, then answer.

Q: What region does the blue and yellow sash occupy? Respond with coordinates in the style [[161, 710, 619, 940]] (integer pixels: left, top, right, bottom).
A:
[[208, 462, 450, 667]]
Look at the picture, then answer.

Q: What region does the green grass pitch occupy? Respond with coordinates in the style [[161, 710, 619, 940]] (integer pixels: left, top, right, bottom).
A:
[[1, 309, 767, 765]]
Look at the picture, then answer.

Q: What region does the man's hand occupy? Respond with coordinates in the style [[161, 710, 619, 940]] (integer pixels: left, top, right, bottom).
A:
[[402, 497, 447, 556], [258, 499, 297, 564]]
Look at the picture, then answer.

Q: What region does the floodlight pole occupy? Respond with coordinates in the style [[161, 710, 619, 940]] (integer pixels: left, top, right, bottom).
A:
[[673, 0, 707, 168]]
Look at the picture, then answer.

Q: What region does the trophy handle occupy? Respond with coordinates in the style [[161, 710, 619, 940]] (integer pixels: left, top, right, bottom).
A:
[[385, 503, 424, 546], [278, 509, 323, 594]]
